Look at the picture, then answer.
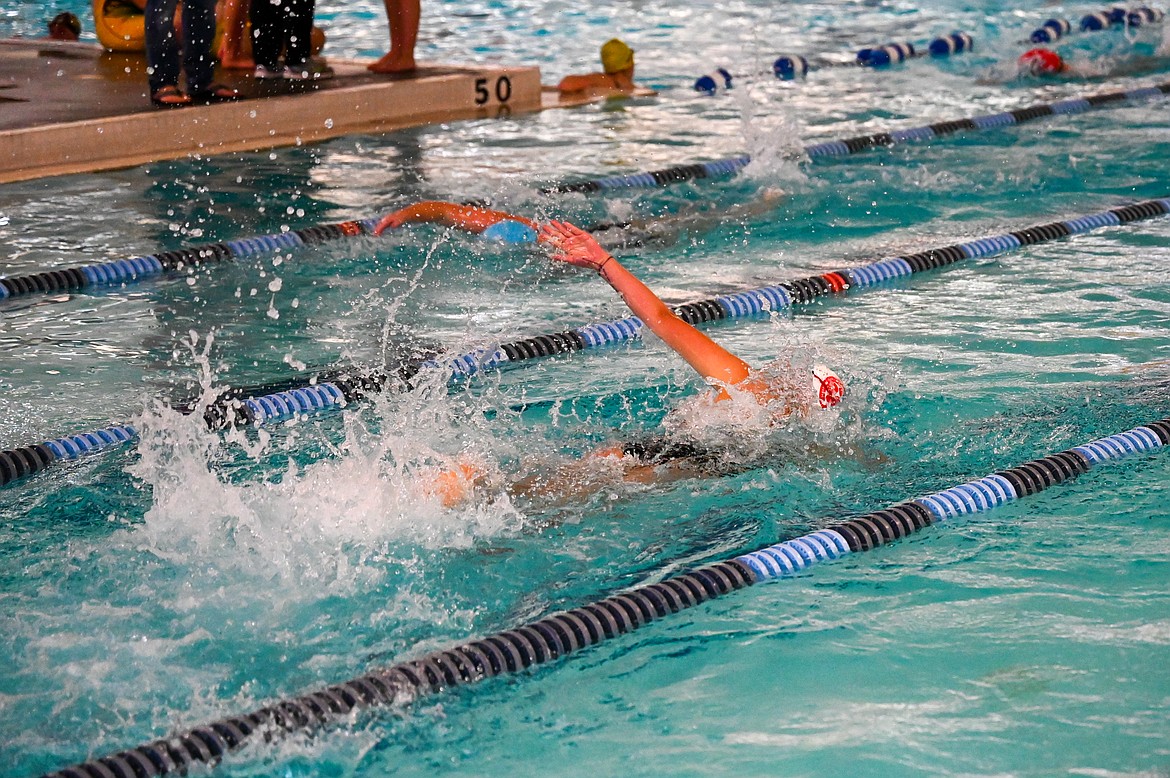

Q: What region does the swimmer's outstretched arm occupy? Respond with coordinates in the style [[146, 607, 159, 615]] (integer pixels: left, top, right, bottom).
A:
[[374, 201, 538, 236], [557, 72, 612, 93], [540, 221, 755, 400]]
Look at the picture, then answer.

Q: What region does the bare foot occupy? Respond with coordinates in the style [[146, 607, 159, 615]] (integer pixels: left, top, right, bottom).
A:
[[367, 53, 416, 73]]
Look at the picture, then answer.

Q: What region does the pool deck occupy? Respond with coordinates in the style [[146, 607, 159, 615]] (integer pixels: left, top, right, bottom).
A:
[[0, 38, 615, 183]]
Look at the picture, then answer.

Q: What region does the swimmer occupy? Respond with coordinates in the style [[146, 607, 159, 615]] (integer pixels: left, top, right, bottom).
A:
[[374, 190, 786, 250], [1016, 46, 1170, 79], [557, 38, 640, 95], [47, 11, 82, 40], [1018, 47, 1069, 76], [428, 220, 845, 507]]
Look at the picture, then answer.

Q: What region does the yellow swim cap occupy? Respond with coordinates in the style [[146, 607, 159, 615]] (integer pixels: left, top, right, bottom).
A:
[[601, 38, 634, 74]]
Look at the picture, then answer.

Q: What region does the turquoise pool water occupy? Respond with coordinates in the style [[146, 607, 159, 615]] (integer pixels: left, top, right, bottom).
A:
[[3, 1, 1170, 775]]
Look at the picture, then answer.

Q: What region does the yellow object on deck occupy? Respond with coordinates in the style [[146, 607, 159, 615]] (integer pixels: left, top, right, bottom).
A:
[[92, 0, 145, 52]]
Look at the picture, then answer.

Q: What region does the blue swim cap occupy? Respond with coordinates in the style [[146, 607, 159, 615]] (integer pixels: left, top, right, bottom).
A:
[[481, 220, 538, 244]]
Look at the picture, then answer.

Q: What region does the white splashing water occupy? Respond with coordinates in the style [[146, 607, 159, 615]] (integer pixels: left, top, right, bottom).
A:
[[733, 83, 809, 186], [651, 321, 887, 469], [126, 332, 526, 600]]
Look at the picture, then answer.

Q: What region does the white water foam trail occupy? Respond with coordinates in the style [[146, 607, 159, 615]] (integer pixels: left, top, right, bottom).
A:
[[127, 333, 525, 600], [734, 83, 810, 186]]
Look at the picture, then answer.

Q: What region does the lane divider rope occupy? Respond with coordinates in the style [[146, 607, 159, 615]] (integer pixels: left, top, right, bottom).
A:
[[1025, 5, 1163, 43], [696, 33, 973, 93], [41, 415, 1170, 777], [4, 198, 1168, 490], [0, 219, 378, 303], [438, 198, 1170, 375], [541, 81, 1170, 194]]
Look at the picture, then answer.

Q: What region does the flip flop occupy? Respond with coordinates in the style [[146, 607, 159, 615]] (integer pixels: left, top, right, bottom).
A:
[[191, 83, 240, 104], [150, 85, 191, 109]]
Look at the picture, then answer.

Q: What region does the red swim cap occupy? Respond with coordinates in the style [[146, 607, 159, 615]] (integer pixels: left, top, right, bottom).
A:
[[1019, 48, 1065, 75], [812, 364, 846, 409]]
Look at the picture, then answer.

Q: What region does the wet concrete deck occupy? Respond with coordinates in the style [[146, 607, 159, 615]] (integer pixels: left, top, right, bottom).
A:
[[0, 38, 603, 183]]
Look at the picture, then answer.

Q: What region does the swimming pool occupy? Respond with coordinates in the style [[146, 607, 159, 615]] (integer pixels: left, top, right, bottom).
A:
[[3, 0, 1170, 774]]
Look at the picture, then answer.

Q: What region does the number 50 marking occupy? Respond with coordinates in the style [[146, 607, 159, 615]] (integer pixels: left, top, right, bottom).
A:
[[474, 75, 513, 105]]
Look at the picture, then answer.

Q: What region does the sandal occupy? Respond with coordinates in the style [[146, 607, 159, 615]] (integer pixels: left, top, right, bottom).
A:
[[190, 83, 240, 104], [150, 85, 191, 109]]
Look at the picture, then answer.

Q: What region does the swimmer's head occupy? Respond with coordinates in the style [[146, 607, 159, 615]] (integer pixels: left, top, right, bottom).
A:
[[601, 39, 635, 74], [48, 11, 81, 40], [481, 219, 538, 244], [1018, 47, 1065, 76], [812, 364, 845, 409]]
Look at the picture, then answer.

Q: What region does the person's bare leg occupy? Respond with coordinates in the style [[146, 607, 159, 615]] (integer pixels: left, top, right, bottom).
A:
[[368, 0, 418, 73], [216, 0, 253, 68]]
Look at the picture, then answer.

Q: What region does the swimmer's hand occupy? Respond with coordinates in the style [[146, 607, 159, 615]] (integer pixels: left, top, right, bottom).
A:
[[373, 211, 407, 235], [539, 221, 614, 273]]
